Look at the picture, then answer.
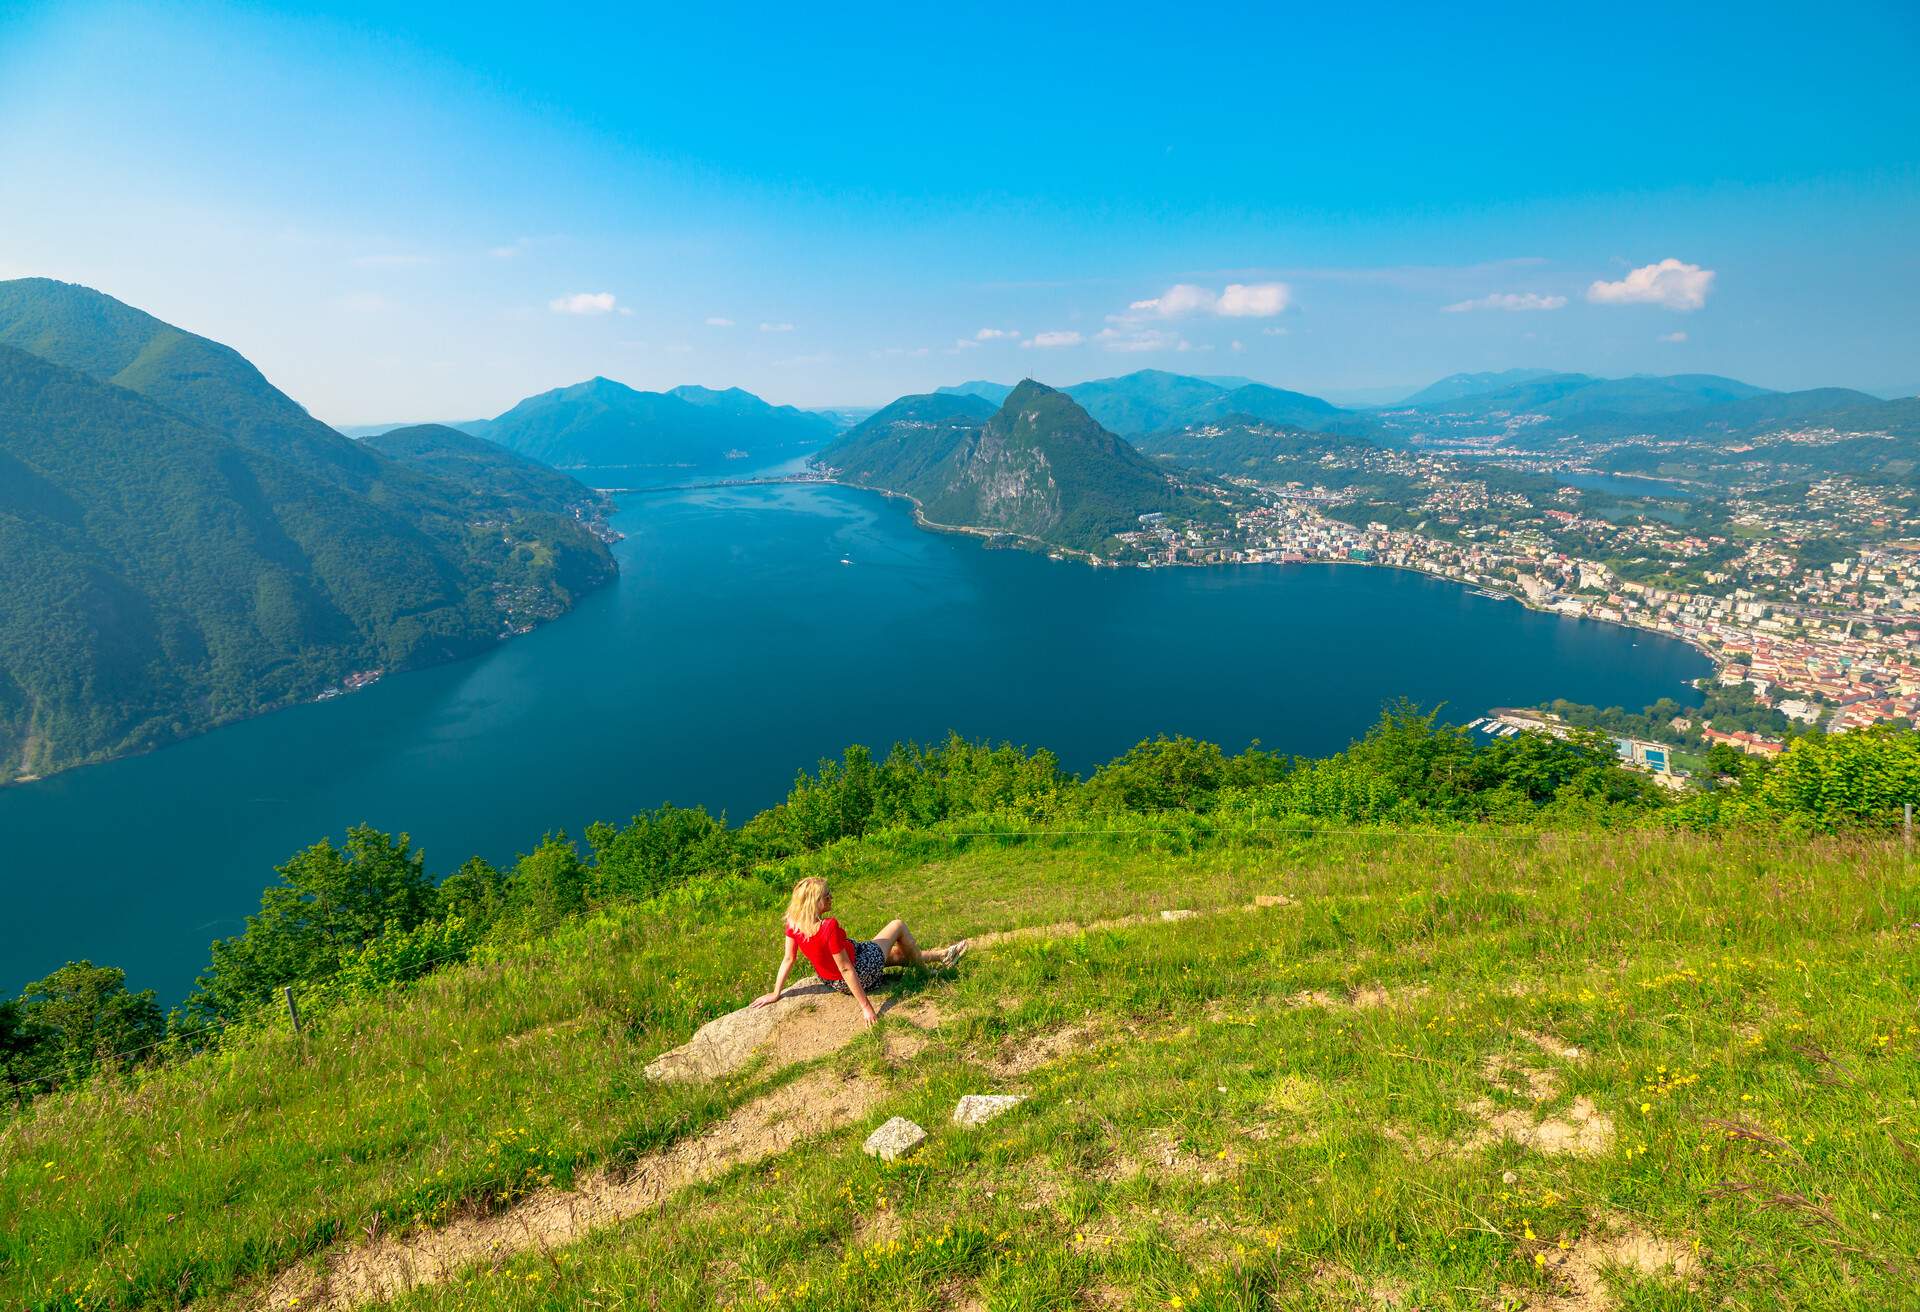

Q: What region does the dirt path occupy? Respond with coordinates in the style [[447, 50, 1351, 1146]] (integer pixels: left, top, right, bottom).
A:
[[254, 1068, 878, 1310]]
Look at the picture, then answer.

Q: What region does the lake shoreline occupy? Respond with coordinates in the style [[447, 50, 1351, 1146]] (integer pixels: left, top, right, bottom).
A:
[[815, 472, 1723, 689], [0, 567, 623, 792]]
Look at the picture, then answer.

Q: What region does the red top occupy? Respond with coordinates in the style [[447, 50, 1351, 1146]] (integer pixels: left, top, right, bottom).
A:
[[786, 917, 852, 981]]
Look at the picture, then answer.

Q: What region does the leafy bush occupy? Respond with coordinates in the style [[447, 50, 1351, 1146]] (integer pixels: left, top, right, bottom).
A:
[[1738, 725, 1920, 831], [327, 916, 479, 999]]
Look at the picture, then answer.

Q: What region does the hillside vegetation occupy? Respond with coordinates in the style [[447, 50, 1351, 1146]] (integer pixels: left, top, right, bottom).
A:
[[0, 280, 617, 779], [2, 711, 1917, 1310]]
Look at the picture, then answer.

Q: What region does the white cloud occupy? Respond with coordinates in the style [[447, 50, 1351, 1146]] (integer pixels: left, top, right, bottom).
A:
[[1659, 330, 1689, 343], [1230, 340, 1245, 354], [1127, 281, 1290, 320], [1129, 283, 1217, 317], [1216, 282, 1291, 317], [1262, 326, 1288, 337], [1586, 258, 1715, 311], [760, 321, 796, 333], [705, 316, 735, 327], [1022, 330, 1083, 349], [949, 338, 981, 352], [975, 327, 1020, 340], [1442, 292, 1567, 313], [550, 291, 617, 315], [489, 246, 519, 259]]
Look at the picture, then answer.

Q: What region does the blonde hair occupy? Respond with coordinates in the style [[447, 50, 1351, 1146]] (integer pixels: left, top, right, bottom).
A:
[[785, 877, 829, 936]]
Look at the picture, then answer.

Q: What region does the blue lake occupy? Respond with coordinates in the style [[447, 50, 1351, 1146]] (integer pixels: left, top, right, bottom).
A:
[[1562, 471, 1705, 501], [0, 469, 1710, 1001]]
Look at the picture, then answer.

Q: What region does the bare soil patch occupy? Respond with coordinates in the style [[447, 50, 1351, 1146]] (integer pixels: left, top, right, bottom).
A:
[[1289, 984, 1427, 1011], [1508, 1216, 1699, 1311], [1465, 1049, 1614, 1158], [987, 1023, 1097, 1078]]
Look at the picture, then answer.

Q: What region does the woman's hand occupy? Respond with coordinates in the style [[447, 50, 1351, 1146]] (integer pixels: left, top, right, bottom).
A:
[[750, 989, 782, 1009], [860, 1002, 878, 1026]]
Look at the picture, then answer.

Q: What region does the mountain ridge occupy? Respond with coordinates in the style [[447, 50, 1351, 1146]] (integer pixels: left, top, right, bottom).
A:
[[468, 376, 834, 469], [817, 380, 1220, 557]]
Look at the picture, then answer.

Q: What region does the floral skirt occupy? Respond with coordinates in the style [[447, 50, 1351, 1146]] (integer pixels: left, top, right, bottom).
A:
[[827, 939, 887, 994]]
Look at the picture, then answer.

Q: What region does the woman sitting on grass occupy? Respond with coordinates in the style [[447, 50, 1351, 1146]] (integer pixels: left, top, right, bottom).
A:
[[751, 876, 966, 1026]]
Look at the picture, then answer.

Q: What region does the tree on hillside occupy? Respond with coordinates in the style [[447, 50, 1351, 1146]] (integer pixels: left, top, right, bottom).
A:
[[188, 826, 436, 1023], [587, 805, 733, 899], [508, 833, 589, 923], [14, 961, 164, 1087], [0, 998, 39, 1102]]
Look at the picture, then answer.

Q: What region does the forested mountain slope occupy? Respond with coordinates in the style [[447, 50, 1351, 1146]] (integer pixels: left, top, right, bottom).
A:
[[0, 280, 615, 780], [818, 381, 1220, 555]]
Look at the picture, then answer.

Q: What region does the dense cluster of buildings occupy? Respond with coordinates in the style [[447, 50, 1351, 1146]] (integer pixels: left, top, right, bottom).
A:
[[1122, 455, 1920, 735]]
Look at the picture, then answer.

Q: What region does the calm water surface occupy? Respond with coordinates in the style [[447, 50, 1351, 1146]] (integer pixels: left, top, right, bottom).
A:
[[1562, 471, 1705, 501], [0, 469, 1709, 1000]]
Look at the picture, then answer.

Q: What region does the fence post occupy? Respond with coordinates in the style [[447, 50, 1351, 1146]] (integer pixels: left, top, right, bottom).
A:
[[1905, 803, 1913, 855], [284, 985, 303, 1035]]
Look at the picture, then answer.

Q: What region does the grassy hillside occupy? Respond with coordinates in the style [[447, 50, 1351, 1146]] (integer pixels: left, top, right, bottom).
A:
[[3, 824, 1913, 1311], [3, 719, 1918, 1311]]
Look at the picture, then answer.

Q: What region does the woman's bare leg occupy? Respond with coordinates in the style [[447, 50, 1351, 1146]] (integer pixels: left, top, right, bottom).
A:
[[871, 919, 926, 967]]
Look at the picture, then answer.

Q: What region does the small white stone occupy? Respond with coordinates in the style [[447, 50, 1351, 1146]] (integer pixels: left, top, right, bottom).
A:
[[1160, 909, 1198, 921], [952, 1094, 1026, 1127], [1502, 1170, 1519, 1185], [863, 1116, 928, 1161]]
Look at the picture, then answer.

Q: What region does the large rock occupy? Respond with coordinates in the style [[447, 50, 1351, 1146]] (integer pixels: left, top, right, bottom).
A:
[[952, 1094, 1026, 1127], [643, 997, 785, 1083], [863, 1116, 928, 1161], [644, 986, 943, 1085]]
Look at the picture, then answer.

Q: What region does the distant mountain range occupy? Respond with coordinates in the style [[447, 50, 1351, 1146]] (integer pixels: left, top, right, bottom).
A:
[[1397, 368, 1563, 406], [0, 278, 616, 780], [937, 370, 1347, 437], [818, 380, 1222, 557], [459, 378, 836, 469], [924, 367, 1920, 457]]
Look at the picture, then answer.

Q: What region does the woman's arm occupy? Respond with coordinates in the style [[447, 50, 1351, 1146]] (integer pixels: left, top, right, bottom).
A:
[[835, 947, 878, 1025], [751, 937, 798, 1008]]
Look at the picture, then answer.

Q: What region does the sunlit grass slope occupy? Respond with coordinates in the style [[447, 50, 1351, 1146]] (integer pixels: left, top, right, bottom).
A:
[[4, 822, 1917, 1310]]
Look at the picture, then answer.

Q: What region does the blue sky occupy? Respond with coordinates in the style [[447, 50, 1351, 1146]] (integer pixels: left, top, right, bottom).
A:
[[2, 1, 1916, 421]]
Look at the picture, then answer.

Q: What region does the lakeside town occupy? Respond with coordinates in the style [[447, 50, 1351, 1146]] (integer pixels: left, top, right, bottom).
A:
[[1111, 428, 1920, 759]]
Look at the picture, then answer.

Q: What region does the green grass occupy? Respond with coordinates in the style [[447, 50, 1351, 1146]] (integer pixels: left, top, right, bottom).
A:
[[4, 824, 1917, 1310]]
